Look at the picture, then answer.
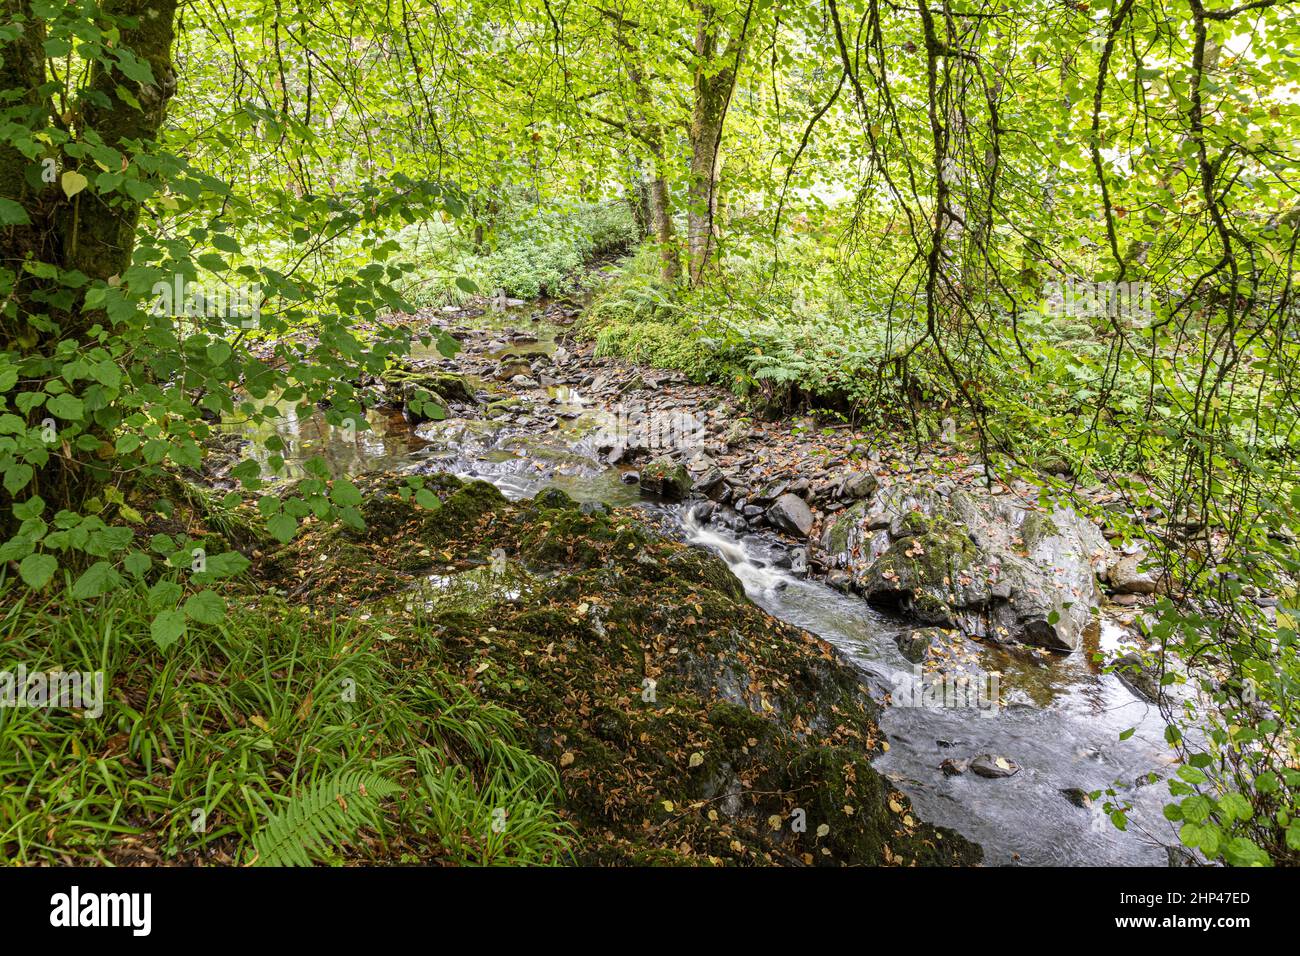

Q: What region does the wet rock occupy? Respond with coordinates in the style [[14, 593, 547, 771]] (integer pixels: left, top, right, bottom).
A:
[[380, 364, 479, 421], [1113, 651, 1163, 703], [688, 501, 716, 524], [940, 758, 969, 776], [1166, 845, 1201, 867], [1060, 787, 1093, 809], [495, 358, 534, 381], [621, 471, 640, 484], [827, 570, 854, 593], [853, 482, 1112, 652], [767, 493, 815, 538], [894, 627, 943, 664], [509, 374, 539, 389], [819, 501, 867, 565], [1107, 552, 1161, 595], [970, 754, 1020, 779], [687, 453, 728, 499], [639, 456, 693, 500], [716, 509, 748, 533]]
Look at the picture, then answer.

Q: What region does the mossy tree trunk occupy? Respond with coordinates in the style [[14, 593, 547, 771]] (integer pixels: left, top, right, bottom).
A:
[[0, 0, 179, 508], [685, 2, 747, 286]]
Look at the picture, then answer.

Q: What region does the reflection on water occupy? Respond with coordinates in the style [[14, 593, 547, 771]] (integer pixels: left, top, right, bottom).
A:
[[223, 401, 428, 480]]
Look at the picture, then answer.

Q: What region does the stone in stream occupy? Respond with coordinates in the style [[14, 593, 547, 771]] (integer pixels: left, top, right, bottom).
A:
[[687, 452, 728, 500], [1060, 787, 1093, 809], [1111, 650, 1163, 703], [767, 493, 815, 538], [969, 754, 1020, 779], [379, 364, 479, 422], [639, 456, 693, 500], [819, 500, 868, 565], [495, 358, 533, 381], [894, 627, 943, 664]]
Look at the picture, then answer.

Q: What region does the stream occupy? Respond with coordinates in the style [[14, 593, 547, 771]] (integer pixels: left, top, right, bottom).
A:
[[225, 304, 1180, 866]]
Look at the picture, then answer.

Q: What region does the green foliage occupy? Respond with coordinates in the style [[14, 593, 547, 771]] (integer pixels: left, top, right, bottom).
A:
[[483, 202, 637, 299], [0, 579, 570, 865], [250, 770, 401, 866]]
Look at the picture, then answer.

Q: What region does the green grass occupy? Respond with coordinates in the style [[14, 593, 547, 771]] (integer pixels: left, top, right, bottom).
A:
[[0, 576, 570, 866]]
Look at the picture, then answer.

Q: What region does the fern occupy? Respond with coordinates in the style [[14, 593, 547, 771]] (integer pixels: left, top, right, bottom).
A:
[[250, 770, 401, 866]]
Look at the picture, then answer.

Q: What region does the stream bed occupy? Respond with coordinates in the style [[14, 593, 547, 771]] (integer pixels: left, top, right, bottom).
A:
[[225, 304, 1180, 866]]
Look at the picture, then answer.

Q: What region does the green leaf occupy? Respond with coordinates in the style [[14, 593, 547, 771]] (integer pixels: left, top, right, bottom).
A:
[[70, 560, 122, 600], [207, 341, 232, 366], [18, 553, 57, 589], [150, 609, 186, 650], [183, 590, 226, 625], [46, 393, 85, 420], [61, 170, 89, 198], [4, 463, 34, 495], [330, 480, 363, 508], [148, 579, 183, 608], [266, 512, 298, 543], [1222, 837, 1271, 867], [0, 198, 30, 226]]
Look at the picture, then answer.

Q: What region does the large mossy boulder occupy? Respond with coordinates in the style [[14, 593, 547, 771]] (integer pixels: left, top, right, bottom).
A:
[[639, 455, 693, 500], [258, 473, 980, 866], [379, 361, 479, 422], [850, 479, 1112, 652]]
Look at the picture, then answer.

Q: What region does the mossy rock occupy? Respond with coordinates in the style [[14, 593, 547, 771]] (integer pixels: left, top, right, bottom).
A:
[[640, 456, 693, 500], [380, 362, 479, 420], [857, 511, 977, 625], [255, 473, 982, 866]]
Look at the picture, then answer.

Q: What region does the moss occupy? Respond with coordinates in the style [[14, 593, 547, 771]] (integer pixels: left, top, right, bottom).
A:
[[254, 472, 982, 866], [1019, 510, 1061, 549], [862, 510, 976, 624]]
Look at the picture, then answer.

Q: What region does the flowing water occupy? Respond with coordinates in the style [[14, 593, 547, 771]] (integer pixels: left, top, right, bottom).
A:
[[226, 305, 1181, 866]]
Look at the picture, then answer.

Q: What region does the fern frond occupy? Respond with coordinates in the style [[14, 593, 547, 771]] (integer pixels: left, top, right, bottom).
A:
[[250, 770, 401, 866]]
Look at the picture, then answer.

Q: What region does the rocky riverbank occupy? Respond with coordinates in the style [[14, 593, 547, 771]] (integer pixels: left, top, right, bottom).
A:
[[356, 300, 1180, 665]]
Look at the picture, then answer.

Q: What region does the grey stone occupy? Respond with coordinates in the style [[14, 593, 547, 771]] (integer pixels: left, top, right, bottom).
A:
[[767, 493, 815, 537]]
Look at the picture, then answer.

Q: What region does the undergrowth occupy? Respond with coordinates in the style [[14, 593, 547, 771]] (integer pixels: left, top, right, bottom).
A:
[[0, 577, 570, 866]]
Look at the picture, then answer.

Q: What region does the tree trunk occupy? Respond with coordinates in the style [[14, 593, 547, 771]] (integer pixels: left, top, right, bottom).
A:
[[0, 0, 179, 510], [65, 1, 178, 283], [648, 166, 679, 284], [686, 5, 742, 285]]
